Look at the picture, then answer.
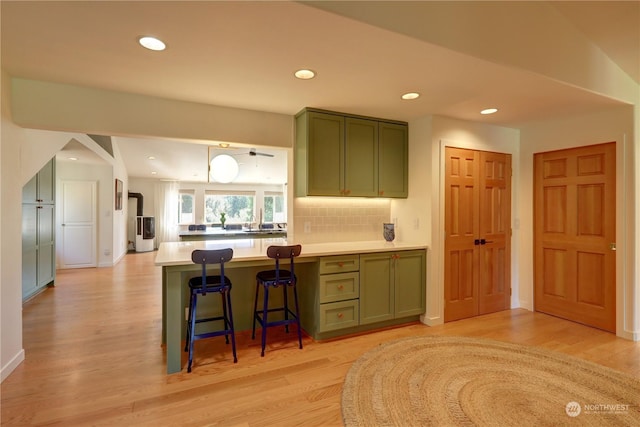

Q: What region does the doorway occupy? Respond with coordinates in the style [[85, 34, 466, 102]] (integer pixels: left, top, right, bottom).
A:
[[533, 142, 616, 332], [444, 147, 512, 322]]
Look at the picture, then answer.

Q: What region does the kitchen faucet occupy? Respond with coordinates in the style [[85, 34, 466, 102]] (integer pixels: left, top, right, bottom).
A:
[[258, 208, 263, 230]]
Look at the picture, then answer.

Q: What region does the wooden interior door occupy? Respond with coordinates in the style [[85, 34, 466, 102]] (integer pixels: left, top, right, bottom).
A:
[[534, 142, 616, 332], [445, 147, 511, 322]]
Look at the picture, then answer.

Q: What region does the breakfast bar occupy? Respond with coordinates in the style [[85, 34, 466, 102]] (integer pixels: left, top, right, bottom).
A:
[[155, 238, 427, 374]]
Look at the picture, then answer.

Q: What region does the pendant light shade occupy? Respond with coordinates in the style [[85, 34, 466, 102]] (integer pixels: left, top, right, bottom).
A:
[[209, 154, 239, 183]]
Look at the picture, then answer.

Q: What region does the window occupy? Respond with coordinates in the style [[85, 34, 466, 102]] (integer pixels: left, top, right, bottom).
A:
[[205, 190, 255, 224], [264, 192, 285, 223], [178, 190, 194, 224]]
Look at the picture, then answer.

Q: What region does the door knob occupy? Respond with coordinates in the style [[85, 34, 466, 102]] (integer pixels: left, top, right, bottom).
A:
[[610, 243, 616, 251]]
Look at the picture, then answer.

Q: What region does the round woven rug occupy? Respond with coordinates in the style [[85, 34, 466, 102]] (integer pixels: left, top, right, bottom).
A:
[[342, 335, 640, 426]]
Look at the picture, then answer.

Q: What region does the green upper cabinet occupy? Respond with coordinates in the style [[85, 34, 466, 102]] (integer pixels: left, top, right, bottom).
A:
[[295, 108, 408, 198], [345, 117, 378, 197], [378, 122, 408, 198], [295, 110, 344, 196]]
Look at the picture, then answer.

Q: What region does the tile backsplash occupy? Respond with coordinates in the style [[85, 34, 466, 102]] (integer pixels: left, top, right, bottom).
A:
[[293, 197, 391, 243]]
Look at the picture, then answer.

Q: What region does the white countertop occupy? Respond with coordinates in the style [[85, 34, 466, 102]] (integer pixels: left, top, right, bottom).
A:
[[155, 238, 427, 266]]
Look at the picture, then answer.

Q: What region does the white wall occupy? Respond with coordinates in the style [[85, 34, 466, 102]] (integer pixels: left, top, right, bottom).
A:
[[111, 139, 129, 263], [1, 70, 25, 382], [519, 105, 637, 340], [391, 115, 432, 245]]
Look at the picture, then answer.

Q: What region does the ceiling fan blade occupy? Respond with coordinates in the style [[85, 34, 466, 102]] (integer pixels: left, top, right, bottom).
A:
[[249, 149, 274, 157]]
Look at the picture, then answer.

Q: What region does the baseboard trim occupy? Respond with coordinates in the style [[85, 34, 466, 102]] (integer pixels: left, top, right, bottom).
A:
[[1, 349, 25, 383]]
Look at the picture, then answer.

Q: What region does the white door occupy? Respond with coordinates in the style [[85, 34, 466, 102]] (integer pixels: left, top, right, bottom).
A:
[[60, 180, 97, 269]]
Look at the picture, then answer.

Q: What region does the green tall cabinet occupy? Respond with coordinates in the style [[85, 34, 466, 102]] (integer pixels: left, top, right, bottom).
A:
[[295, 108, 408, 198], [359, 250, 426, 325], [22, 158, 56, 301]]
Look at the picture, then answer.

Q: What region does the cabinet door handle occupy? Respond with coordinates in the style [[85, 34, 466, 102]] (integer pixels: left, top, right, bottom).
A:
[[379, 190, 384, 196]]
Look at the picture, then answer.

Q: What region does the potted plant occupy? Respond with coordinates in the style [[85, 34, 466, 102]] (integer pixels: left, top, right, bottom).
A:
[[220, 212, 226, 229]]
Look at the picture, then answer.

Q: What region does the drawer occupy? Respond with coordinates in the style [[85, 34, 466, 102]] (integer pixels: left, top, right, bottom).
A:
[[319, 255, 359, 274], [319, 300, 359, 332], [319, 272, 359, 303]]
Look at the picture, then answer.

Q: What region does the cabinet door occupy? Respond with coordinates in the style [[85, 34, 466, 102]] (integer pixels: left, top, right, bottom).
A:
[[37, 204, 56, 287], [378, 122, 408, 198], [38, 159, 55, 204], [306, 112, 344, 196], [23, 175, 38, 203], [394, 250, 426, 317], [345, 117, 378, 197], [22, 205, 38, 299], [359, 253, 394, 324]]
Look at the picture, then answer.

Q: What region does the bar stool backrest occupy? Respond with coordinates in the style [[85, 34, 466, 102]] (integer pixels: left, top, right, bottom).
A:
[[191, 248, 234, 294], [266, 244, 302, 284]]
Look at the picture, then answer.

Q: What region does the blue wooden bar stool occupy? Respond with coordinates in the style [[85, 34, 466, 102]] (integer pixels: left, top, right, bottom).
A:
[[252, 244, 303, 356], [185, 248, 237, 372]]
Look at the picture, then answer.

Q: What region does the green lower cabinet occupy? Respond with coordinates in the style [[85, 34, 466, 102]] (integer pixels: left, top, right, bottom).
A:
[[360, 250, 426, 325], [298, 250, 426, 340]]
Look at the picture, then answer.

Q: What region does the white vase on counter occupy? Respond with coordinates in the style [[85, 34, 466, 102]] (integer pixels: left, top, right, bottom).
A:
[[383, 223, 395, 242]]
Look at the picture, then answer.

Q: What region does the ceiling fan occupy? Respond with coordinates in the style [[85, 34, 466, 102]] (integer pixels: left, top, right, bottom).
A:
[[235, 148, 274, 158]]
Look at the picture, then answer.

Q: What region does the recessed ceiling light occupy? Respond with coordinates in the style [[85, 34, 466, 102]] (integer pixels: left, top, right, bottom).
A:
[[151, 171, 157, 175], [401, 92, 420, 100], [138, 36, 166, 51], [148, 156, 156, 160], [294, 69, 316, 80], [219, 143, 230, 148], [481, 108, 498, 115], [68, 157, 78, 161]]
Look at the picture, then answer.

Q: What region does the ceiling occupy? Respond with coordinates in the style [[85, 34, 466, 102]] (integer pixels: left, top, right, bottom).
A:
[[2, 1, 638, 183]]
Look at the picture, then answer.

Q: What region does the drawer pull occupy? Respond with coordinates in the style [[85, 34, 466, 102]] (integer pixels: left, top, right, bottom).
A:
[[337, 313, 344, 318], [337, 284, 344, 290], [337, 262, 344, 267]]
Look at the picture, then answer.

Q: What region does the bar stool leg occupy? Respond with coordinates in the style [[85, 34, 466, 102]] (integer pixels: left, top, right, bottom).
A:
[[221, 292, 230, 344], [251, 280, 260, 340], [283, 282, 289, 333], [261, 285, 269, 357], [184, 291, 194, 352], [225, 290, 238, 363], [187, 292, 198, 373]]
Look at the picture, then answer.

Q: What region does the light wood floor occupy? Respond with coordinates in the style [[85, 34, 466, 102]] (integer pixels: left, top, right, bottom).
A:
[[2, 251, 639, 426]]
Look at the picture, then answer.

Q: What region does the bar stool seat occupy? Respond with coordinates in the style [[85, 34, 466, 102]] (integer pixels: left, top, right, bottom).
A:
[[252, 244, 303, 356], [185, 248, 237, 372]]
